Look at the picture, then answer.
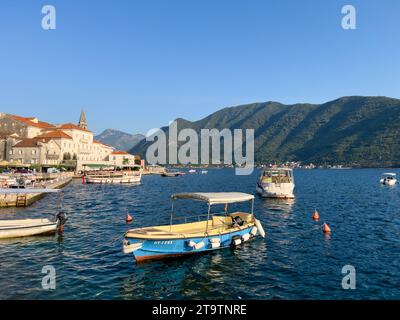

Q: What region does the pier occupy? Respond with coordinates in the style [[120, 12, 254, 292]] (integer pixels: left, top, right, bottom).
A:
[[0, 172, 73, 208]]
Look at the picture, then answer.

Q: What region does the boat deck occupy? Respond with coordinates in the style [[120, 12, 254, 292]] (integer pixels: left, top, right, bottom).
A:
[[125, 212, 254, 240]]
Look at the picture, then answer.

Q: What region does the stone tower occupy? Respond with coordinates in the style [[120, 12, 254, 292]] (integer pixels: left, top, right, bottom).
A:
[[78, 110, 88, 129]]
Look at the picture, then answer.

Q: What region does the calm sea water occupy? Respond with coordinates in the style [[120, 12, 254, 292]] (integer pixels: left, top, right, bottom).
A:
[[0, 169, 399, 300]]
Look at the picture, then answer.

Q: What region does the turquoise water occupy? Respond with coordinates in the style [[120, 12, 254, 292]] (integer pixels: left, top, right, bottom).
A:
[[0, 169, 399, 300]]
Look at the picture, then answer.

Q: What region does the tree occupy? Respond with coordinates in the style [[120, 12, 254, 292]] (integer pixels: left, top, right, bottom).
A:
[[63, 152, 71, 160]]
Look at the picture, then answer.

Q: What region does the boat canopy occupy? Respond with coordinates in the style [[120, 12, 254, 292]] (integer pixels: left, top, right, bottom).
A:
[[0, 188, 60, 194], [383, 173, 397, 176], [172, 192, 255, 205]]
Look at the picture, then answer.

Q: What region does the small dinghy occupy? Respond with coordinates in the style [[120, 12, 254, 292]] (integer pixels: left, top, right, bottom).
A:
[[0, 215, 66, 239], [0, 188, 67, 239], [123, 192, 265, 262]]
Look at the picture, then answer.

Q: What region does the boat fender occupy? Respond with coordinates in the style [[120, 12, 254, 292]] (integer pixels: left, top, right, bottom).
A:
[[187, 240, 196, 248], [210, 242, 221, 249], [194, 241, 205, 250], [123, 241, 142, 254], [232, 235, 242, 246], [250, 226, 258, 236], [242, 233, 251, 242], [255, 219, 266, 238], [210, 238, 221, 244]]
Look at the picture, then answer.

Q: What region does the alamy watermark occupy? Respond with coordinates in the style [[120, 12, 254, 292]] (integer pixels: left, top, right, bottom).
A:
[[342, 5, 356, 30], [41, 5, 56, 30], [341, 265, 356, 290], [42, 265, 56, 290], [145, 121, 255, 175]]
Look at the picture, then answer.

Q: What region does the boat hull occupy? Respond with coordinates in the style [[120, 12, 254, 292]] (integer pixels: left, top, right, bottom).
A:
[[86, 174, 142, 184], [124, 225, 256, 262], [256, 183, 295, 198], [0, 220, 58, 239], [380, 178, 397, 186]]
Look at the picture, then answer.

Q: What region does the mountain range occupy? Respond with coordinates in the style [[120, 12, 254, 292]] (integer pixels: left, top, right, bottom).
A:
[[129, 96, 400, 167], [95, 129, 144, 152]]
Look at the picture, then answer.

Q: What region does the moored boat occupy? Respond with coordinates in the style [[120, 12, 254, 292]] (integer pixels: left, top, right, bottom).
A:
[[85, 170, 142, 184], [0, 216, 65, 239], [0, 188, 67, 239], [256, 167, 295, 198], [123, 192, 265, 262], [380, 173, 397, 186], [161, 169, 184, 177]]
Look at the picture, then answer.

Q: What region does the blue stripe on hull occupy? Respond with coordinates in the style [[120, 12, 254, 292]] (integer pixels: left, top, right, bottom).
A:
[[126, 226, 255, 262]]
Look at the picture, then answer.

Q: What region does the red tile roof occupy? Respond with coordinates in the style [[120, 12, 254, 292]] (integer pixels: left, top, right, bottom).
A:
[[35, 130, 73, 140], [9, 115, 55, 129], [111, 150, 130, 155], [13, 138, 49, 148], [57, 123, 92, 132]]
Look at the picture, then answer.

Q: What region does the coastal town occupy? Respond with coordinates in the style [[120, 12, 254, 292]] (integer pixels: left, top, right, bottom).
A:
[[0, 111, 141, 171], [0, 111, 151, 207]]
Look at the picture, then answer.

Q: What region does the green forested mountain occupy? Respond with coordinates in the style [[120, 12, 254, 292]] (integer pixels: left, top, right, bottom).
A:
[[130, 96, 400, 167]]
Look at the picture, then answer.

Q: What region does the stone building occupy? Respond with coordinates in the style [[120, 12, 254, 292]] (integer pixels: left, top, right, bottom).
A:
[[0, 111, 139, 171]]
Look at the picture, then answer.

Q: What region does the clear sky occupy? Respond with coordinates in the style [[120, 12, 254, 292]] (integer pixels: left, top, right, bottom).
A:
[[0, 0, 399, 135]]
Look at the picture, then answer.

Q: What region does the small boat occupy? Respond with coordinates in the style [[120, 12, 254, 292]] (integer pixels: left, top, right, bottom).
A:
[[161, 169, 184, 177], [201, 170, 208, 174], [0, 188, 67, 239], [380, 173, 397, 186], [0, 216, 66, 239], [123, 192, 265, 262], [188, 169, 196, 174], [256, 167, 295, 198], [85, 170, 142, 184]]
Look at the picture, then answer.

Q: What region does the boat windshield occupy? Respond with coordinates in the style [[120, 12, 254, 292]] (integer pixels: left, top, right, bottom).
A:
[[261, 168, 293, 183]]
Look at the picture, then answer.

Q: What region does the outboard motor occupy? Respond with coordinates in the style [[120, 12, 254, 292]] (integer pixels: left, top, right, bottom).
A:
[[231, 216, 244, 227], [55, 212, 68, 232]]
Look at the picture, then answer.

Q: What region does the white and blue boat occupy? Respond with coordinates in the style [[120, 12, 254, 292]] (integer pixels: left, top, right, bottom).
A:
[[123, 192, 265, 262]]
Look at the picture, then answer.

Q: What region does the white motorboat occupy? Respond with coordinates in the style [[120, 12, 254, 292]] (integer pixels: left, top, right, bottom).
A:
[[380, 173, 397, 186], [85, 170, 142, 184], [256, 167, 295, 198], [0, 188, 67, 239], [0, 218, 60, 239]]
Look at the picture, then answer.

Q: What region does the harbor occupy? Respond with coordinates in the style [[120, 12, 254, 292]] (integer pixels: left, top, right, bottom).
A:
[[0, 172, 72, 208], [0, 168, 399, 299]]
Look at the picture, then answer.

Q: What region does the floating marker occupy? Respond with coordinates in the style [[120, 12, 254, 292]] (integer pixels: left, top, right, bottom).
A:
[[322, 223, 331, 233], [313, 210, 319, 221], [126, 213, 133, 223]]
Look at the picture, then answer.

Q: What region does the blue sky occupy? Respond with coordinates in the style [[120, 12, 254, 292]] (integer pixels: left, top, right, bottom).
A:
[[0, 0, 399, 134]]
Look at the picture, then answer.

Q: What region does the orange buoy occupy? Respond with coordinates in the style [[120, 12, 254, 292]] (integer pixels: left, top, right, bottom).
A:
[[313, 210, 319, 221], [126, 213, 133, 223], [322, 223, 331, 233]]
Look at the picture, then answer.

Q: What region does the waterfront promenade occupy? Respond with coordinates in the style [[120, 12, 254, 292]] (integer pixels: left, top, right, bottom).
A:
[[0, 172, 73, 208]]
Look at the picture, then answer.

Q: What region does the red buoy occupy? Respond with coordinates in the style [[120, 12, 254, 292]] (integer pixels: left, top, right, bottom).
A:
[[313, 210, 319, 221], [322, 223, 331, 233], [126, 213, 133, 223]]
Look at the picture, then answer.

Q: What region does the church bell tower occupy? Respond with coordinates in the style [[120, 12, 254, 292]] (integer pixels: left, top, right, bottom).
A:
[[78, 110, 88, 129]]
